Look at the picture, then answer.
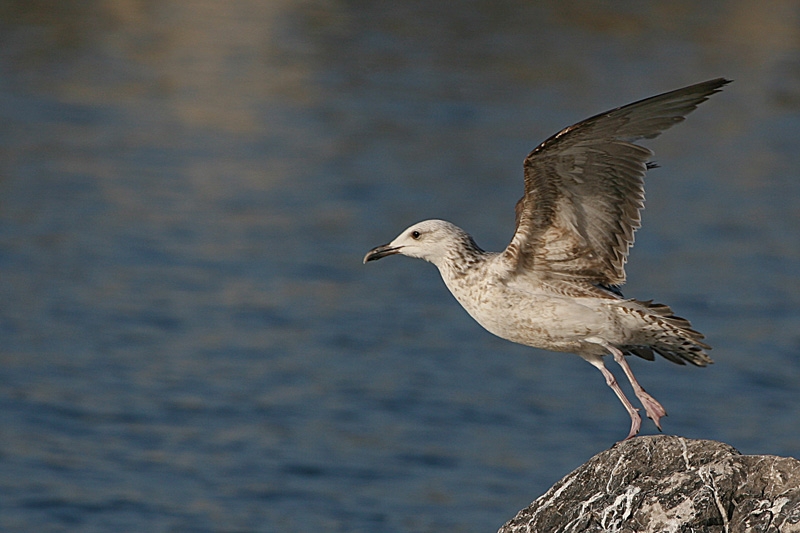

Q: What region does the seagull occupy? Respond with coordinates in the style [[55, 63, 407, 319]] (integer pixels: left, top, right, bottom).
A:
[[364, 79, 729, 440]]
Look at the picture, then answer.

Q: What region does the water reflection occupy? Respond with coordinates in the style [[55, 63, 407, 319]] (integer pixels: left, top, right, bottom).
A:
[[1, 1, 799, 532]]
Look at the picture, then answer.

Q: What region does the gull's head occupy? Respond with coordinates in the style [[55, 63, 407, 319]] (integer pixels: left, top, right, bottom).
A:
[[363, 219, 473, 267]]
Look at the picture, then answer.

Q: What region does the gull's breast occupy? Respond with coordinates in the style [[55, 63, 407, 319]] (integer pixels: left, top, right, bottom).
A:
[[443, 270, 613, 352]]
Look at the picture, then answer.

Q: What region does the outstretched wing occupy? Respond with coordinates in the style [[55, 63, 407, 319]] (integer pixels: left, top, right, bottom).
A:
[[502, 78, 729, 291]]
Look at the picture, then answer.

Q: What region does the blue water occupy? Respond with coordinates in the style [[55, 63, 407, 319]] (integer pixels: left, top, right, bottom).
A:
[[1, 2, 799, 532]]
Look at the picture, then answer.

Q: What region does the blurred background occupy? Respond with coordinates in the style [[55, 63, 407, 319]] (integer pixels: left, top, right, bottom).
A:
[[1, 1, 799, 531]]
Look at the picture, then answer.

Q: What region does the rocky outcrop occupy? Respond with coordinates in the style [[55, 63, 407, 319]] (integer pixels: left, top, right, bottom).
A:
[[499, 435, 800, 533]]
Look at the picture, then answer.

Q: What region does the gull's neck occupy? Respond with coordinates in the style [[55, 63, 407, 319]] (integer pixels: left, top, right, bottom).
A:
[[436, 233, 488, 277]]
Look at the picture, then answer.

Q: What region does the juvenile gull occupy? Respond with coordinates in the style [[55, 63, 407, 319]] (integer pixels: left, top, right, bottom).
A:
[[364, 79, 728, 440]]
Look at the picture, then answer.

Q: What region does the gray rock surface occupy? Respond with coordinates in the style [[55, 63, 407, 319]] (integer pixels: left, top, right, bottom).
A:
[[500, 435, 800, 533]]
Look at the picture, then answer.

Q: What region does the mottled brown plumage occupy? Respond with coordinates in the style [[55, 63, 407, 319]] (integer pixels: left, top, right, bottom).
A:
[[505, 78, 729, 291], [365, 79, 728, 440]]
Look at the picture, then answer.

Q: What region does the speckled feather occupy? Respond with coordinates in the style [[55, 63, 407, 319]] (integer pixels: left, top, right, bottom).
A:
[[364, 79, 728, 439]]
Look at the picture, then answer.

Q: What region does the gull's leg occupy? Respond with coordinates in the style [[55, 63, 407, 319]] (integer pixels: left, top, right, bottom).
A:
[[586, 358, 641, 440], [607, 345, 668, 430]]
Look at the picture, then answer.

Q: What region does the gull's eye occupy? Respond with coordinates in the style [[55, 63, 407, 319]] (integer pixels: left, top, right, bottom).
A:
[[411, 230, 421, 239]]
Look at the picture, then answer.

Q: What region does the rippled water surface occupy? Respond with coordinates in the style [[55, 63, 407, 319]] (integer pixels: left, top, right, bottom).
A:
[[1, 1, 799, 531]]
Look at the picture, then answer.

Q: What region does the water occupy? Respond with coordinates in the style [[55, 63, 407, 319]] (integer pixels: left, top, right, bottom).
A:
[[1, 1, 799, 531]]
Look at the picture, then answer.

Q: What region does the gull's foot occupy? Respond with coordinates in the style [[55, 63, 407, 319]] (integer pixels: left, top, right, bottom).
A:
[[635, 389, 667, 431], [622, 407, 642, 441]]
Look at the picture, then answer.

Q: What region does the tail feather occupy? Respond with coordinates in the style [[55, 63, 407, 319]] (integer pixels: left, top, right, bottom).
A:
[[623, 299, 712, 367]]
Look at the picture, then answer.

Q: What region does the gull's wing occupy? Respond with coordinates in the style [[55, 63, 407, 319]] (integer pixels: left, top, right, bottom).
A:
[[502, 78, 729, 291]]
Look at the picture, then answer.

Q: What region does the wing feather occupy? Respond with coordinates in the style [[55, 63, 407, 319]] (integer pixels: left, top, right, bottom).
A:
[[503, 78, 730, 290]]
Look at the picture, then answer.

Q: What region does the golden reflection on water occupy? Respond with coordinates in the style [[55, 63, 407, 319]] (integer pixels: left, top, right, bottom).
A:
[[1, 1, 799, 531]]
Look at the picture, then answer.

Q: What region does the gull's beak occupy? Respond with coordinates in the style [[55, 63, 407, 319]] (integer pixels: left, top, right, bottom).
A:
[[363, 244, 402, 264]]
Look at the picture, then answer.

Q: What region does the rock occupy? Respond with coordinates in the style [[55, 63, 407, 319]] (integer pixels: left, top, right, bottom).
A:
[[499, 435, 800, 533]]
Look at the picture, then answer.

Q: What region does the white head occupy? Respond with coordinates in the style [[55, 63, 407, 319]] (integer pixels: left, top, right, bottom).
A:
[[363, 219, 479, 267]]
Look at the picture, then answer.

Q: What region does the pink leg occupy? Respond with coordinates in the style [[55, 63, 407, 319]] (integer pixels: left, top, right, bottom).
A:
[[608, 346, 668, 430], [587, 358, 642, 440]]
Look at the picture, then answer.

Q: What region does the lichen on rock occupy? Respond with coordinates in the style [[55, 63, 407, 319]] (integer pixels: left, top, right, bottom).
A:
[[499, 435, 800, 533]]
